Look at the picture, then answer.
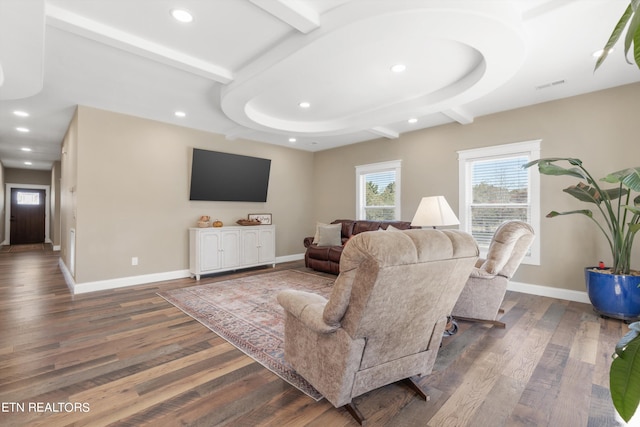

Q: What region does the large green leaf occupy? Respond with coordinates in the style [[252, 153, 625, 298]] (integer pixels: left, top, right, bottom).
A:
[[625, 0, 640, 67], [623, 168, 640, 191], [546, 209, 593, 218], [563, 183, 604, 204], [537, 162, 587, 180], [635, 18, 640, 68], [602, 187, 630, 201], [611, 322, 640, 422], [602, 167, 640, 191], [596, 4, 634, 70]]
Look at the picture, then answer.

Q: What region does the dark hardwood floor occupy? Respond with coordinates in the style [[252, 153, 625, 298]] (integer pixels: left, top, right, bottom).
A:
[[0, 246, 631, 426]]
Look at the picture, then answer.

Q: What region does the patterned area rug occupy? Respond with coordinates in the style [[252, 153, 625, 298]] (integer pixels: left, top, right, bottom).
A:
[[158, 270, 335, 400]]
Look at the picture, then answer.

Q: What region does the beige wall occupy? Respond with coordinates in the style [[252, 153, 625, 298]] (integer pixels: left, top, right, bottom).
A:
[[5, 168, 51, 185], [313, 82, 640, 292], [64, 106, 314, 284], [60, 109, 78, 277], [59, 83, 640, 293]]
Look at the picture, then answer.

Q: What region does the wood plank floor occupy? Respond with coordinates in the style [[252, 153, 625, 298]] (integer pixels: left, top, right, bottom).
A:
[[0, 247, 631, 426]]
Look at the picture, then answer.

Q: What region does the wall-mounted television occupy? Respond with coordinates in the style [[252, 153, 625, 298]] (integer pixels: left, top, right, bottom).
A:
[[189, 148, 271, 202]]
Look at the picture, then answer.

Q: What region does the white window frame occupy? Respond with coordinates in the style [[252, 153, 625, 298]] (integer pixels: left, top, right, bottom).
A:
[[458, 140, 540, 265], [355, 160, 402, 221]]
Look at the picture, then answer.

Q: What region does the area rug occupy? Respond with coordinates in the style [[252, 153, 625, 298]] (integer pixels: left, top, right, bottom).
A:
[[158, 270, 335, 400]]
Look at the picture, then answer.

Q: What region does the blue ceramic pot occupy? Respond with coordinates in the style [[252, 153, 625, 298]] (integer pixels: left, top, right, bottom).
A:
[[585, 268, 640, 321]]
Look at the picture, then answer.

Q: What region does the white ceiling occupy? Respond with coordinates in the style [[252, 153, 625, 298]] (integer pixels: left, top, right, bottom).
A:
[[0, 0, 639, 170]]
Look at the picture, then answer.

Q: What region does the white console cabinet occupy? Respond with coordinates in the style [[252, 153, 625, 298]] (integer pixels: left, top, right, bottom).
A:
[[189, 225, 276, 280]]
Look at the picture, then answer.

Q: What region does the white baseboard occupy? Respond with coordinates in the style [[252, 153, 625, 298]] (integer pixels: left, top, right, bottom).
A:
[[58, 258, 75, 294], [276, 253, 305, 263], [62, 253, 306, 294], [59, 252, 588, 304], [508, 280, 590, 304], [72, 269, 191, 294]]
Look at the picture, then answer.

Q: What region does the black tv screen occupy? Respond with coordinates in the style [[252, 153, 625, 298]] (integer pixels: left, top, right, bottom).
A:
[[189, 149, 271, 202]]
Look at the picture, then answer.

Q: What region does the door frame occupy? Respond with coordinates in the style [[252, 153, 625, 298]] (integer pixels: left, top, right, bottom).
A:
[[4, 183, 51, 245]]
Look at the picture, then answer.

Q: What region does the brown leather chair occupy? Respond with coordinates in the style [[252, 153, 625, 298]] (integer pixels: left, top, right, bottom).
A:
[[278, 228, 478, 424]]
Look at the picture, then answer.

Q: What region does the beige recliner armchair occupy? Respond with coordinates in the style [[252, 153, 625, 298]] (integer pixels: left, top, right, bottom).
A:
[[452, 220, 535, 328], [277, 228, 478, 424]]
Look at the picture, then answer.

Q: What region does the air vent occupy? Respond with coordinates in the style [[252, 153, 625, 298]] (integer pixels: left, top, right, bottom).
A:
[[535, 79, 566, 90]]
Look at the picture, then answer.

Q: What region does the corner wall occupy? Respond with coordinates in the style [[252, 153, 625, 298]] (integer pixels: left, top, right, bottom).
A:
[[66, 106, 314, 288], [312, 82, 640, 293]]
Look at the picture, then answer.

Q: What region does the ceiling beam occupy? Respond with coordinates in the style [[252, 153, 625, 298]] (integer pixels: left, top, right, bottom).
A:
[[45, 4, 233, 84], [249, 0, 320, 34], [225, 126, 254, 141], [369, 127, 399, 139], [442, 107, 474, 125]]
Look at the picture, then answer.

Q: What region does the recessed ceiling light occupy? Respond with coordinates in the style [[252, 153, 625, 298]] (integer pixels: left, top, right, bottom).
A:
[[21, 147, 32, 152], [24, 161, 32, 166], [13, 110, 29, 117], [16, 127, 29, 133], [171, 9, 193, 23], [391, 63, 406, 73], [298, 101, 311, 109], [174, 111, 186, 117], [288, 137, 297, 143], [408, 117, 418, 124]]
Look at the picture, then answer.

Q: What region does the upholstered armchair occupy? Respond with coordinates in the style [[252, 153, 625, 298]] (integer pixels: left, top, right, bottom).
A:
[[451, 220, 535, 328], [277, 228, 478, 424]]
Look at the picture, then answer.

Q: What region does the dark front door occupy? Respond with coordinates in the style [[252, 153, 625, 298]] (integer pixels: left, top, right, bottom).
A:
[[10, 188, 46, 244]]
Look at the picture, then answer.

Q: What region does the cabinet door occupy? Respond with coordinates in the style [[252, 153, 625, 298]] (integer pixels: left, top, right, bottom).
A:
[[258, 228, 275, 262], [241, 228, 260, 265], [220, 230, 240, 268], [200, 232, 221, 271]]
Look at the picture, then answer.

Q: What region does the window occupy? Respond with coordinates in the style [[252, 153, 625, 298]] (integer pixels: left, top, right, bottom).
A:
[[355, 160, 401, 220], [458, 140, 540, 264], [17, 191, 40, 205]]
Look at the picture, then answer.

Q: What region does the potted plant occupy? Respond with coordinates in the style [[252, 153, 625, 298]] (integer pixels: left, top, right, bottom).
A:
[[524, 158, 640, 320], [524, 158, 640, 422], [594, 1, 640, 422]]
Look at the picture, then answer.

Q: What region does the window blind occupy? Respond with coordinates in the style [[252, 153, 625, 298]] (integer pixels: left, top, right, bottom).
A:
[[470, 156, 529, 249]]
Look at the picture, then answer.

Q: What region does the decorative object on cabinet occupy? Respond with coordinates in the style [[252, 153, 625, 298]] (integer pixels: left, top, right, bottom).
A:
[[197, 215, 211, 228], [236, 219, 262, 226], [248, 213, 272, 225], [212, 219, 223, 228]]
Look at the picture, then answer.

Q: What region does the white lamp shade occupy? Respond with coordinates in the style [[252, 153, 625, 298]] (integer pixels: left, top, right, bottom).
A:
[[410, 196, 460, 227]]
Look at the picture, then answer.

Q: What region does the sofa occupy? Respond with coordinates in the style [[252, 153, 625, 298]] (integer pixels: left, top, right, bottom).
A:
[[304, 219, 414, 274], [279, 228, 479, 423]]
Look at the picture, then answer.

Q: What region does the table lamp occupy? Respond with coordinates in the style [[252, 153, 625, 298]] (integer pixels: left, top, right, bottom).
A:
[[410, 196, 460, 228]]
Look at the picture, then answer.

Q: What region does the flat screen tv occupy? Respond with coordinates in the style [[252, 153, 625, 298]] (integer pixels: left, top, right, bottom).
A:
[[189, 148, 271, 202]]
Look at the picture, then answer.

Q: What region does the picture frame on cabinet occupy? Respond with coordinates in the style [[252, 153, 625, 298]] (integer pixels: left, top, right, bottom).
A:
[[248, 213, 272, 225]]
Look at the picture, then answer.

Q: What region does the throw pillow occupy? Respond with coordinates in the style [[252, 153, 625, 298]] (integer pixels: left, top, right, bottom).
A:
[[316, 224, 342, 247], [312, 222, 328, 244], [385, 225, 402, 232]]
